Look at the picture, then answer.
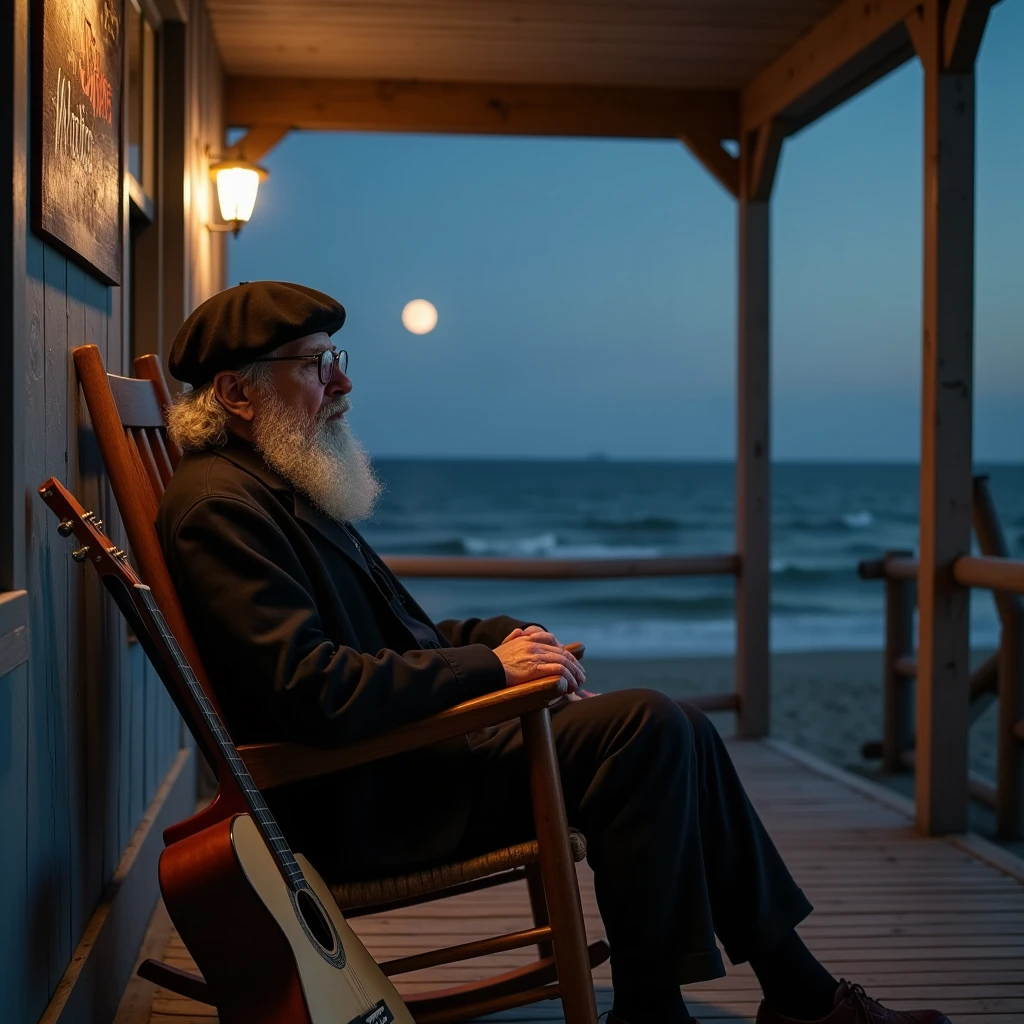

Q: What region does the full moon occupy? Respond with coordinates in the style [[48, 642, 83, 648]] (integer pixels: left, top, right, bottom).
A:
[[401, 299, 438, 335]]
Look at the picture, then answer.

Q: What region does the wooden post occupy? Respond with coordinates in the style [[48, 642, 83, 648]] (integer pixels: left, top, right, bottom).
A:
[[972, 477, 1024, 837], [521, 709, 596, 1024], [158, 21, 188, 372], [882, 550, 916, 774], [736, 121, 783, 738], [914, 0, 981, 835]]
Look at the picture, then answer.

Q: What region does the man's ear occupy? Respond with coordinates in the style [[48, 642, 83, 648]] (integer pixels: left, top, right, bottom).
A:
[[213, 370, 257, 423]]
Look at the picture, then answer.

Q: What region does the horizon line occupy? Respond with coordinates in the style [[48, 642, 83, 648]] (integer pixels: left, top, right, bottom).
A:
[[368, 454, 1024, 467]]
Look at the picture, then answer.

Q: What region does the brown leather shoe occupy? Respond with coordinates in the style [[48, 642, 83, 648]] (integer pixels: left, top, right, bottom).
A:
[[756, 980, 951, 1024]]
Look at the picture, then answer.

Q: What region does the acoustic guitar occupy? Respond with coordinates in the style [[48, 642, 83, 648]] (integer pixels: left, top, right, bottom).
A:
[[39, 476, 417, 1024]]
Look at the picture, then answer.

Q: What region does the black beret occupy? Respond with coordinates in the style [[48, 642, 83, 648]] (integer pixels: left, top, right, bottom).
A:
[[169, 281, 346, 385]]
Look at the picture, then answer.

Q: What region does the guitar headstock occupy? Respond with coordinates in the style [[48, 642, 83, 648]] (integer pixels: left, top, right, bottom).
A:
[[38, 477, 141, 587]]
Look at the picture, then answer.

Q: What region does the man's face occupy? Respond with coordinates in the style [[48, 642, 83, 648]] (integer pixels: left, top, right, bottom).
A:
[[252, 331, 352, 427]]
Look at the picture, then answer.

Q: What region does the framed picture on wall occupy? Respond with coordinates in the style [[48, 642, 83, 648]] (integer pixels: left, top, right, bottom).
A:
[[32, 0, 124, 286]]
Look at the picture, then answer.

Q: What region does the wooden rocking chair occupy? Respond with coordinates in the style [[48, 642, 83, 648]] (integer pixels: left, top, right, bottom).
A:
[[73, 344, 608, 1024]]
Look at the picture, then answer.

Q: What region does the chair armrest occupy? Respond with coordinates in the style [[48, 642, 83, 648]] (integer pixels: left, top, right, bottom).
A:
[[239, 674, 568, 791]]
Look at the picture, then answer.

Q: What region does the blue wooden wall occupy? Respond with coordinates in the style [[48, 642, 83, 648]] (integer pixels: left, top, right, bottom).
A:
[[0, 0, 228, 1016], [8, 239, 186, 1021]]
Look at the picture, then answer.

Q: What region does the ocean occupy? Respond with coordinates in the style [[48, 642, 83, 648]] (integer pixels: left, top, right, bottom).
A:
[[359, 461, 1024, 658]]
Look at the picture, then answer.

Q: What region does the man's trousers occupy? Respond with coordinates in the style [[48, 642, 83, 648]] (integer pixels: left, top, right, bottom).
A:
[[454, 689, 813, 987]]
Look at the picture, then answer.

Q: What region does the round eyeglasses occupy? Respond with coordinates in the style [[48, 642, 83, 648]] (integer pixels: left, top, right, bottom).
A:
[[256, 347, 348, 384]]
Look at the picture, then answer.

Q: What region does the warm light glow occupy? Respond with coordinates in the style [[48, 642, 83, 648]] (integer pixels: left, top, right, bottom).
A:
[[209, 159, 267, 225], [216, 167, 260, 222], [402, 299, 438, 335]]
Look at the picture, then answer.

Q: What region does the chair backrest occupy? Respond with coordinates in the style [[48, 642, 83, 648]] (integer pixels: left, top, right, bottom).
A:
[[104, 370, 176, 507], [133, 352, 183, 468], [72, 343, 228, 765]]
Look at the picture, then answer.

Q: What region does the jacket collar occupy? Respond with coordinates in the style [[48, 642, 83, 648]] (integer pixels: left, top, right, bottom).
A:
[[214, 433, 367, 570]]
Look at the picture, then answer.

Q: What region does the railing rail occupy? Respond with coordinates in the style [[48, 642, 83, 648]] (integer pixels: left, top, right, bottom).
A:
[[382, 553, 740, 580], [381, 551, 745, 720], [858, 475, 1024, 837]]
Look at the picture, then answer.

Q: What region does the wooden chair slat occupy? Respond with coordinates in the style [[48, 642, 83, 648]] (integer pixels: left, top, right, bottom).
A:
[[133, 353, 182, 467], [106, 371, 167, 429], [133, 428, 166, 500], [123, 428, 160, 522], [149, 428, 175, 487]]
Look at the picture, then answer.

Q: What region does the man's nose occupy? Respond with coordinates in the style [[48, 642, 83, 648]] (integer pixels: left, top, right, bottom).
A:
[[326, 368, 353, 395]]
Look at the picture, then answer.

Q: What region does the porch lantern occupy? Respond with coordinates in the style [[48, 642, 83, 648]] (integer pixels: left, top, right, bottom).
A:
[[208, 158, 268, 235]]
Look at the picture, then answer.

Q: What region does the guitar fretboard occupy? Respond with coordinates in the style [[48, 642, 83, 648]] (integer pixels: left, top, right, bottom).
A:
[[135, 584, 306, 892]]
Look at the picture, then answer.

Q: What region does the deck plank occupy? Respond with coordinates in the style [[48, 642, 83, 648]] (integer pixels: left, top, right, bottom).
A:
[[144, 739, 1024, 1023]]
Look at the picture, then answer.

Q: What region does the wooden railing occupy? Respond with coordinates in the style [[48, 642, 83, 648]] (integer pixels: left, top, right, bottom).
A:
[[384, 554, 740, 580], [859, 476, 1024, 837], [381, 553, 745, 717]]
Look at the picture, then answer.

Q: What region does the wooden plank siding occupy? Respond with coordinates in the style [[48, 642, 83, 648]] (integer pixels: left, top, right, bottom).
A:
[[0, 0, 228, 1019], [145, 739, 1024, 1024]]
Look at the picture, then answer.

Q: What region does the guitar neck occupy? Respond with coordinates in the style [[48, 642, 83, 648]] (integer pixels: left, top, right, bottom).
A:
[[133, 584, 306, 892]]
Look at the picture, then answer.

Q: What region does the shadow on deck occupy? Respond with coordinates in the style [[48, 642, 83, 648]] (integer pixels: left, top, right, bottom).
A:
[[128, 740, 1024, 1024]]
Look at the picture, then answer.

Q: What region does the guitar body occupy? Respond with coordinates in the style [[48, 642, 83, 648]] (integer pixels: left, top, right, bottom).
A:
[[161, 813, 415, 1024]]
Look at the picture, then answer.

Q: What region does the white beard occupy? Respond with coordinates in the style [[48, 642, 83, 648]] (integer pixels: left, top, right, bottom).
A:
[[251, 391, 382, 524]]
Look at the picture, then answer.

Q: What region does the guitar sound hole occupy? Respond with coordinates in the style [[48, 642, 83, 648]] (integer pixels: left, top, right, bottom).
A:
[[296, 888, 335, 953]]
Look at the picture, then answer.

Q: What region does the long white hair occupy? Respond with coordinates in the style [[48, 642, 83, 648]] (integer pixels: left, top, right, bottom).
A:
[[166, 364, 381, 523]]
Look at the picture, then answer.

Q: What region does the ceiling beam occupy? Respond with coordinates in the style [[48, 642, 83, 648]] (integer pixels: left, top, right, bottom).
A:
[[224, 125, 290, 164], [225, 77, 739, 141], [741, 0, 926, 135]]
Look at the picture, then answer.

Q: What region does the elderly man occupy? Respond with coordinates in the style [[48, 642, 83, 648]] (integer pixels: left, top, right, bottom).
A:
[[158, 282, 947, 1024]]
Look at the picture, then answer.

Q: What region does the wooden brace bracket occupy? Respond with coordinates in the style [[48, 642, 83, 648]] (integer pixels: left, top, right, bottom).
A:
[[905, 0, 994, 71], [224, 125, 290, 164], [943, 0, 995, 72], [746, 119, 786, 202], [679, 131, 739, 198]]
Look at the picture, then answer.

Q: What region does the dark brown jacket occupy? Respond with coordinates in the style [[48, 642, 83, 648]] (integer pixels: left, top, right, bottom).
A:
[[156, 434, 527, 878]]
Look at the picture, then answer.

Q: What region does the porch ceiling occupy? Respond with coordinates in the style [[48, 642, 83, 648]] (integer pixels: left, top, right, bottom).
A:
[[204, 0, 844, 89]]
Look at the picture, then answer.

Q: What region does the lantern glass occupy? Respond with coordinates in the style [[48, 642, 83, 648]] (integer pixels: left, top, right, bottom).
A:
[[216, 166, 261, 223]]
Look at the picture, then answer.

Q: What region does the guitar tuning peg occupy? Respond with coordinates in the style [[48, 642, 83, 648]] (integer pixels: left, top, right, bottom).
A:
[[71, 546, 90, 563], [57, 519, 75, 537], [93, 519, 104, 529]]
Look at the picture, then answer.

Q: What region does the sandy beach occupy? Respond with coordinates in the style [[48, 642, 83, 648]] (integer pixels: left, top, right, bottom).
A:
[[582, 650, 999, 780]]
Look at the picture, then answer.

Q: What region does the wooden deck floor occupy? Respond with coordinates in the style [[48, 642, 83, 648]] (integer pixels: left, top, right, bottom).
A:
[[141, 740, 1024, 1024]]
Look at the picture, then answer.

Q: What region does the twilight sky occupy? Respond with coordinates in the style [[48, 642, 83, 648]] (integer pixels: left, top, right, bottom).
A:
[[229, 2, 1023, 463]]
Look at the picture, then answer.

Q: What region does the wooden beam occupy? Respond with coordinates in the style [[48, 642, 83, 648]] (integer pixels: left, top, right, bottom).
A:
[[159, 23, 188, 369], [915, 0, 976, 837], [225, 77, 739, 141], [742, 0, 923, 134], [224, 125, 289, 164], [944, 0, 995, 72], [905, 8, 928, 62], [748, 120, 786, 202], [735, 135, 772, 740], [678, 131, 739, 198], [152, 0, 187, 22]]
